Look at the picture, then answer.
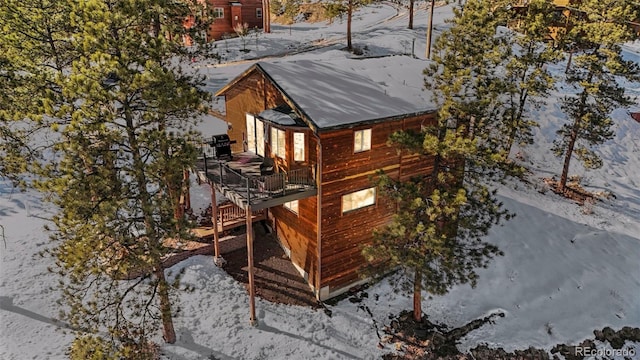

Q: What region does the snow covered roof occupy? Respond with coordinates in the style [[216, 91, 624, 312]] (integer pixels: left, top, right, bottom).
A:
[[216, 57, 436, 131], [259, 109, 297, 125], [258, 104, 306, 127]]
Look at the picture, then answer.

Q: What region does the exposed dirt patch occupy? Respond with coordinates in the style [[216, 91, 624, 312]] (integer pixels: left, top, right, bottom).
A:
[[542, 177, 613, 206], [220, 223, 321, 308], [381, 310, 505, 359], [379, 308, 639, 360]]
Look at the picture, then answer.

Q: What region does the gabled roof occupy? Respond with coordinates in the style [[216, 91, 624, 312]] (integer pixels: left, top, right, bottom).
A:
[[216, 58, 435, 132]]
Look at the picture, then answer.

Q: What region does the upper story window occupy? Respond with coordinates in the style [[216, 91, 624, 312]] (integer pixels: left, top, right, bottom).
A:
[[284, 200, 298, 214], [354, 128, 372, 153], [256, 8, 263, 18], [271, 127, 285, 158], [213, 8, 224, 18], [342, 187, 376, 214], [293, 132, 305, 162]]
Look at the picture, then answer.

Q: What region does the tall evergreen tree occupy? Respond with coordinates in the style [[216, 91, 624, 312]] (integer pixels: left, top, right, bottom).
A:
[[363, 0, 512, 322], [270, 0, 302, 24], [2, 0, 210, 353], [553, 0, 639, 192], [0, 0, 75, 183], [499, 0, 563, 158]]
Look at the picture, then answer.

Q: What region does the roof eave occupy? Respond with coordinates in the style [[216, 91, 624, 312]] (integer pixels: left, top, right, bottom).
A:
[[214, 64, 259, 97], [315, 109, 437, 133], [255, 63, 321, 134]]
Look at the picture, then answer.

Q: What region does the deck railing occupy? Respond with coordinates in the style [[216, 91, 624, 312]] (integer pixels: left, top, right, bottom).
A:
[[287, 167, 315, 187], [206, 160, 316, 204], [217, 203, 265, 229]]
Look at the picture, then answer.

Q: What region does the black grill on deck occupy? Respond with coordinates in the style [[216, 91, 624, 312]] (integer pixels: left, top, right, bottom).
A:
[[208, 134, 233, 159]]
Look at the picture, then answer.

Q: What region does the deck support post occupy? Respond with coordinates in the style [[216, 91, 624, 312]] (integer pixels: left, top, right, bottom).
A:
[[210, 184, 223, 266], [246, 204, 258, 326]]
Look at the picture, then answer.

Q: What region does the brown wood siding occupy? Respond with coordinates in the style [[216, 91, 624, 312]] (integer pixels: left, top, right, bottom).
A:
[[220, 65, 438, 295], [399, 115, 437, 181], [240, 6, 263, 29], [318, 113, 437, 291], [222, 69, 321, 291], [206, 0, 264, 40], [271, 196, 318, 287], [224, 71, 286, 147]]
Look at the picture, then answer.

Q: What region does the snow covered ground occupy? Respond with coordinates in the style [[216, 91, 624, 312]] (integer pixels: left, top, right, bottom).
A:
[[1, 3, 639, 360]]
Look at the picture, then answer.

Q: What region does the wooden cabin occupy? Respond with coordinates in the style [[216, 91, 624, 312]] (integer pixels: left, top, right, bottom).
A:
[[205, 59, 437, 301], [209, 0, 263, 40], [184, 0, 263, 43]]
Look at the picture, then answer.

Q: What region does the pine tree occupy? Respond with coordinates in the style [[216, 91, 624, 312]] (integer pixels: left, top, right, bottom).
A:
[[270, 0, 302, 24], [0, 0, 75, 183], [499, 0, 563, 158], [553, 0, 639, 192], [2, 0, 210, 352], [324, 0, 377, 51], [363, 0, 512, 322]]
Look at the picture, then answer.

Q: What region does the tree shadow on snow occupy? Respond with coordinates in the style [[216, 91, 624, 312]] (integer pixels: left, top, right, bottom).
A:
[[257, 320, 361, 359], [0, 295, 73, 330], [162, 328, 239, 360]]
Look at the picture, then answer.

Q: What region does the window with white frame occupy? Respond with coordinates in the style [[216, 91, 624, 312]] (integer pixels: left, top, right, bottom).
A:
[[354, 128, 372, 152], [342, 187, 376, 213], [293, 132, 305, 162], [271, 127, 285, 158], [256, 8, 263, 18], [213, 8, 224, 18], [284, 200, 298, 214]]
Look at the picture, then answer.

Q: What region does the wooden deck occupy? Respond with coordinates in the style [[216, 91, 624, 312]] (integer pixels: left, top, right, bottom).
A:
[[191, 203, 267, 236], [195, 151, 317, 211]]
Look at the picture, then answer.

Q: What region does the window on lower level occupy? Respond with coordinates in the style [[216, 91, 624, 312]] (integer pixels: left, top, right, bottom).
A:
[[256, 8, 263, 18], [213, 8, 224, 18], [284, 200, 298, 214], [342, 187, 376, 214]]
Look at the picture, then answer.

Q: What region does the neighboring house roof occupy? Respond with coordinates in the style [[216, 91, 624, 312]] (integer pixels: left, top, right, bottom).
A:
[[216, 58, 435, 132]]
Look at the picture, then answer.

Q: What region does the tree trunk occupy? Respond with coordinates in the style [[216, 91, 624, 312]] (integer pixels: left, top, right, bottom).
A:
[[426, 0, 436, 59], [413, 269, 422, 322], [262, 0, 271, 33], [559, 64, 592, 192], [124, 107, 177, 344], [408, 0, 414, 29], [565, 49, 573, 74], [559, 118, 580, 192], [155, 268, 177, 344], [183, 169, 190, 211], [347, 0, 353, 51]]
